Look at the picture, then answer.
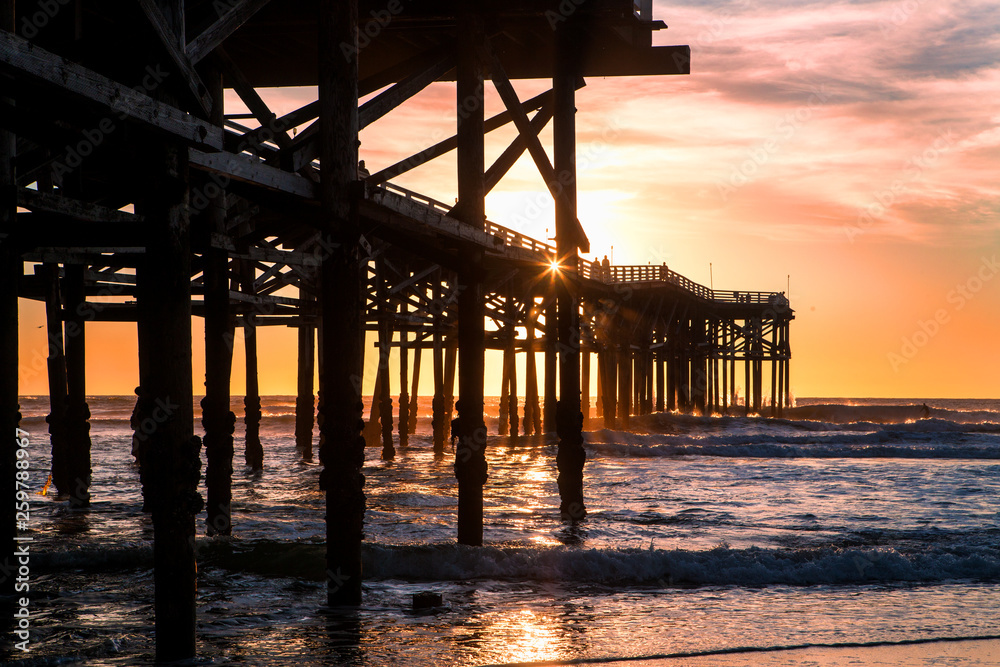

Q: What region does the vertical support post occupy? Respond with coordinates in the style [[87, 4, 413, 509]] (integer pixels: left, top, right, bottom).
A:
[[666, 334, 676, 412], [498, 329, 511, 436], [0, 2, 20, 593], [136, 51, 202, 656], [744, 318, 751, 416], [753, 318, 763, 414], [295, 300, 316, 460], [375, 258, 394, 460], [643, 348, 655, 415], [408, 344, 421, 434], [318, 0, 366, 606], [202, 62, 236, 534], [43, 264, 69, 496], [595, 349, 603, 419], [721, 323, 729, 415], [601, 343, 617, 428], [783, 320, 792, 408], [543, 298, 557, 432], [432, 277, 446, 454], [692, 318, 707, 415], [63, 264, 91, 507], [617, 343, 631, 429], [240, 260, 263, 470], [364, 366, 382, 446], [507, 328, 518, 438], [554, 31, 586, 518], [581, 344, 591, 425], [770, 320, 778, 416], [712, 321, 720, 414], [454, 8, 488, 545], [444, 333, 457, 439], [397, 293, 409, 448], [524, 305, 540, 436], [655, 337, 665, 413], [776, 322, 784, 417]]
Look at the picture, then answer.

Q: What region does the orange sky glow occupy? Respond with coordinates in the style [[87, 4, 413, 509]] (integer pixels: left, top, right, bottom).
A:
[[17, 0, 1000, 400]]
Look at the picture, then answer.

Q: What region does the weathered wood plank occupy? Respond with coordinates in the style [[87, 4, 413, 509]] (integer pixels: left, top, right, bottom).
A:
[[17, 187, 143, 224], [137, 0, 214, 116], [0, 31, 222, 150], [189, 148, 317, 198]]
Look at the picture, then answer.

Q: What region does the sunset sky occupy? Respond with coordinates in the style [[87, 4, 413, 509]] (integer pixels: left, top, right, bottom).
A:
[[17, 0, 1000, 399]]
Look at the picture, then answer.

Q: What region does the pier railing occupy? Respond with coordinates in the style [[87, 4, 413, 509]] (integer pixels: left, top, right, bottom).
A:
[[375, 181, 557, 258], [375, 181, 782, 306], [579, 261, 782, 304]]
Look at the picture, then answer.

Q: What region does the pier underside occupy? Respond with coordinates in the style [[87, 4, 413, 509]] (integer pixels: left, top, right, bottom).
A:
[[0, 0, 790, 659]]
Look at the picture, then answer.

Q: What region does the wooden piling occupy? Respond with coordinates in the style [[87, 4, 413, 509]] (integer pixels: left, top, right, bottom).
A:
[[409, 345, 421, 435], [499, 331, 511, 436], [554, 32, 587, 518], [524, 307, 541, 436], [601, 346, 617, 428], [202, 62, 236, 534], [543, 299, 557, 433], [295, 307, 316, 460], [666, 337, 677, 412], [444, 334, 458, 439], [398, 294, 409, 448], [655, 340, 665, 413], [241, 259, 264, 471], [63, 264, 91, 507], [136, 79, 202, 659], [617, 343, 631, 429], [376, 259, 395, 460], [318, 0, 366, 606], [454, 9, 488, 546], [0, 7, 18, 593], [43, 264, 69, 496], [432, 280, 446, 454]]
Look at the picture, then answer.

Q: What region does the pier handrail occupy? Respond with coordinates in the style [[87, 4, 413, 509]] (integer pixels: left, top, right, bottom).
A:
[[374, 181, 557, 258], [374, 180, 782, 307], [579, 260, 783, 305]]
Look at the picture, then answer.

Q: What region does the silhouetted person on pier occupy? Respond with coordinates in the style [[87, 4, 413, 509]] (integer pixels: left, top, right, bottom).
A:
[[601, 255, 610, 282], [591, 257, 601, 280], [920, 403, 931, 419], [660, 262, 667, 280]]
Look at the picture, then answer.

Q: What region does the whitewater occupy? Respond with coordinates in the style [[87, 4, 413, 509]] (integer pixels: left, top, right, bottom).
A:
[[5, 396, 1000, 665]]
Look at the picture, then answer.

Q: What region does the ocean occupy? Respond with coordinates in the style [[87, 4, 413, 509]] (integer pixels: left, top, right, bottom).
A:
[[5, 396, 1000, 665]]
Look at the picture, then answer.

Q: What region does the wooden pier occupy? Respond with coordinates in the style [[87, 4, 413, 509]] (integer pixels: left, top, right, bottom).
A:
[[0, 0, 791, 660]]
